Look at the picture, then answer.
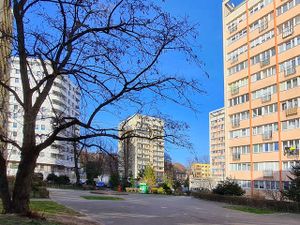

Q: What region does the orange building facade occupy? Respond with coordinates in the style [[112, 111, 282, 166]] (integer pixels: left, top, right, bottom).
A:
[[223, 0, 300, 195]]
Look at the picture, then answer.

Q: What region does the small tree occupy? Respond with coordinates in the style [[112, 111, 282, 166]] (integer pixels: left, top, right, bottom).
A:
[[142, 165, 156, 188], [213, 179, 245, 196], [283, 163, 300, 203]]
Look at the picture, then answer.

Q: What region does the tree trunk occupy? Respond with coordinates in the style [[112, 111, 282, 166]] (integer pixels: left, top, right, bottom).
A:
[[74, 152, 81, 185], [11, 151, 38, 214], [0, 154, 12, 213]]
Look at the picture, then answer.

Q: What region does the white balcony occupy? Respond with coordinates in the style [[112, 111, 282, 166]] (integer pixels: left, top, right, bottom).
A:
[[282, 26, 294, 39]]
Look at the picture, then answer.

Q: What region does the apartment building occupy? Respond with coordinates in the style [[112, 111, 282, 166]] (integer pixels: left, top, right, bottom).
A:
[[209, 108, 226, 181], [190, 163, 211, 179], [0, 0, 12, 154], [223, 0, 300, 195], [118, 114, 164, 179], [6, 57, 81, 179]]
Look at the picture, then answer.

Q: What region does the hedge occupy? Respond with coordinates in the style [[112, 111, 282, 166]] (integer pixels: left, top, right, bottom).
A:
[[192, 192, 300, 213]]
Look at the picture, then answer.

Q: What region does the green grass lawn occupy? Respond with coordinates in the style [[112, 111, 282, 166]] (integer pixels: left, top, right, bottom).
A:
[[224, 205, 274, 214], [81, 196, 124, 201], [0, 200, 79, 216], [0, 200, 80, 225]]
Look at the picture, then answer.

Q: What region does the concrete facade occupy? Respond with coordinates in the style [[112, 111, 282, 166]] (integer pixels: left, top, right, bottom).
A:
[[118, 114, 164, 179], [223, 0, 300, 195], [209, 108, 226, 181], [6, 57, 80, 179]]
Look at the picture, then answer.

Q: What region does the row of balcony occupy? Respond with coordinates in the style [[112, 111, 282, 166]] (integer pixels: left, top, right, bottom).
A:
[[232, 147, 299, 162], [231, 107, 298, 128], [229, 26, 295, 65]]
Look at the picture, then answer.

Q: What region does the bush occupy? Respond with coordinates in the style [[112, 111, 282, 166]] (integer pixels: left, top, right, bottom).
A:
[[46, 173, 70, 185], [46, 173, 58, 183], [192, 192, 300, 213], [56, 175, 70, 185], [162, 183, 172, 195], [283, 163, 300, 203], [150, 187, 158, 194], [213, 179, 245, 196], [157, 187, 165, 194]]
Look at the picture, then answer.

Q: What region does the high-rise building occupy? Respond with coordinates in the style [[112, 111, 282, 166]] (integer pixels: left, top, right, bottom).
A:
[[0, 0, 12, 156], [223, 0, 300, 195], [209, 108, 226, 181], [118, 114, 164, 179], [6, 57, 81, 179]]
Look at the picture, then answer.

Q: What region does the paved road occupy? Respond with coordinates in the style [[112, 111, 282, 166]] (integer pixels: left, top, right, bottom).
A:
[[50, 189, 300, 225]]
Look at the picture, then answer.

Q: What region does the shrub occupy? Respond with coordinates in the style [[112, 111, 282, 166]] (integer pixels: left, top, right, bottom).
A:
[[150, 187, 158, 194], [56, 175, 70, 185], [157, 187, 165, 194], [192, 192, 300, 213], [213, 179, 245, 196], [109, 173, 120, 188], [283, 163, 300, 203], [162, 183, 172, 195], [46, 173, 58, 183]]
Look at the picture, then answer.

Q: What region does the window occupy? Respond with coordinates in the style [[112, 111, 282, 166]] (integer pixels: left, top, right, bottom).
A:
[[279, 55, 300, 72], [229, 94, 249, 107], [277, 15, 300, 34], [229, 128, 250, 139], [252, 123, 278, 135], [277, 0, 300, 16], [15, 78, 19, 83], [228, 60, 248, 75], [12, 131, 17, 137], [253, 142, 279, 153], [12, 123, 17, 128], [252, 85, 277, 100], [282, 118, 300, 131], [41, 125, 46, 130], [251, 48, 276, 65], [254, 161, 279, 171], [250, 30, 274, 48], [227, 28, 247, 45], [249, 0, 273, 15], [280, 77, 300, 91], [251, 66, 276, 82], [281, 98, 299, 110], [227, 45, 248, 62], [230, 163, 251, 171], [278, 36, 300, 53]]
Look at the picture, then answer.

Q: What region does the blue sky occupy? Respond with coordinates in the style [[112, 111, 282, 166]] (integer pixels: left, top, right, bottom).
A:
[[156, 1, 225, 165]]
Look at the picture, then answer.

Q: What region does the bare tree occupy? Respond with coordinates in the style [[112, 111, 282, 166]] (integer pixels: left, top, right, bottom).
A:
[[0, 0, 203, 214]]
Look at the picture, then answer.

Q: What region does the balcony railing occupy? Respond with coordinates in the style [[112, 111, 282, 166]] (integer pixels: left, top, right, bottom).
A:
[[263, 170, 273, 178], [286, 107, 298, 117], [284, 66, 296, 77], [230, 86, 239, 95], [260, 58, 270, 68], [259, 20, 268, 33], [262, 131, 272, 141], [261, 94, 271, 103], [229, 25, 237, 34], [282, 26, 294, 39]]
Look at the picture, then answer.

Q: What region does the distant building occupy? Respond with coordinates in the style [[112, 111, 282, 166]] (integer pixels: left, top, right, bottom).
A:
[[0, 0, 12, 158], [189, 163, 215, 191], [118, 114, 164, 179], [173, 163, 188, 182], [209, 108, 226, 181], [190, 163, 211, 179], [6, 57, 80, 179]]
